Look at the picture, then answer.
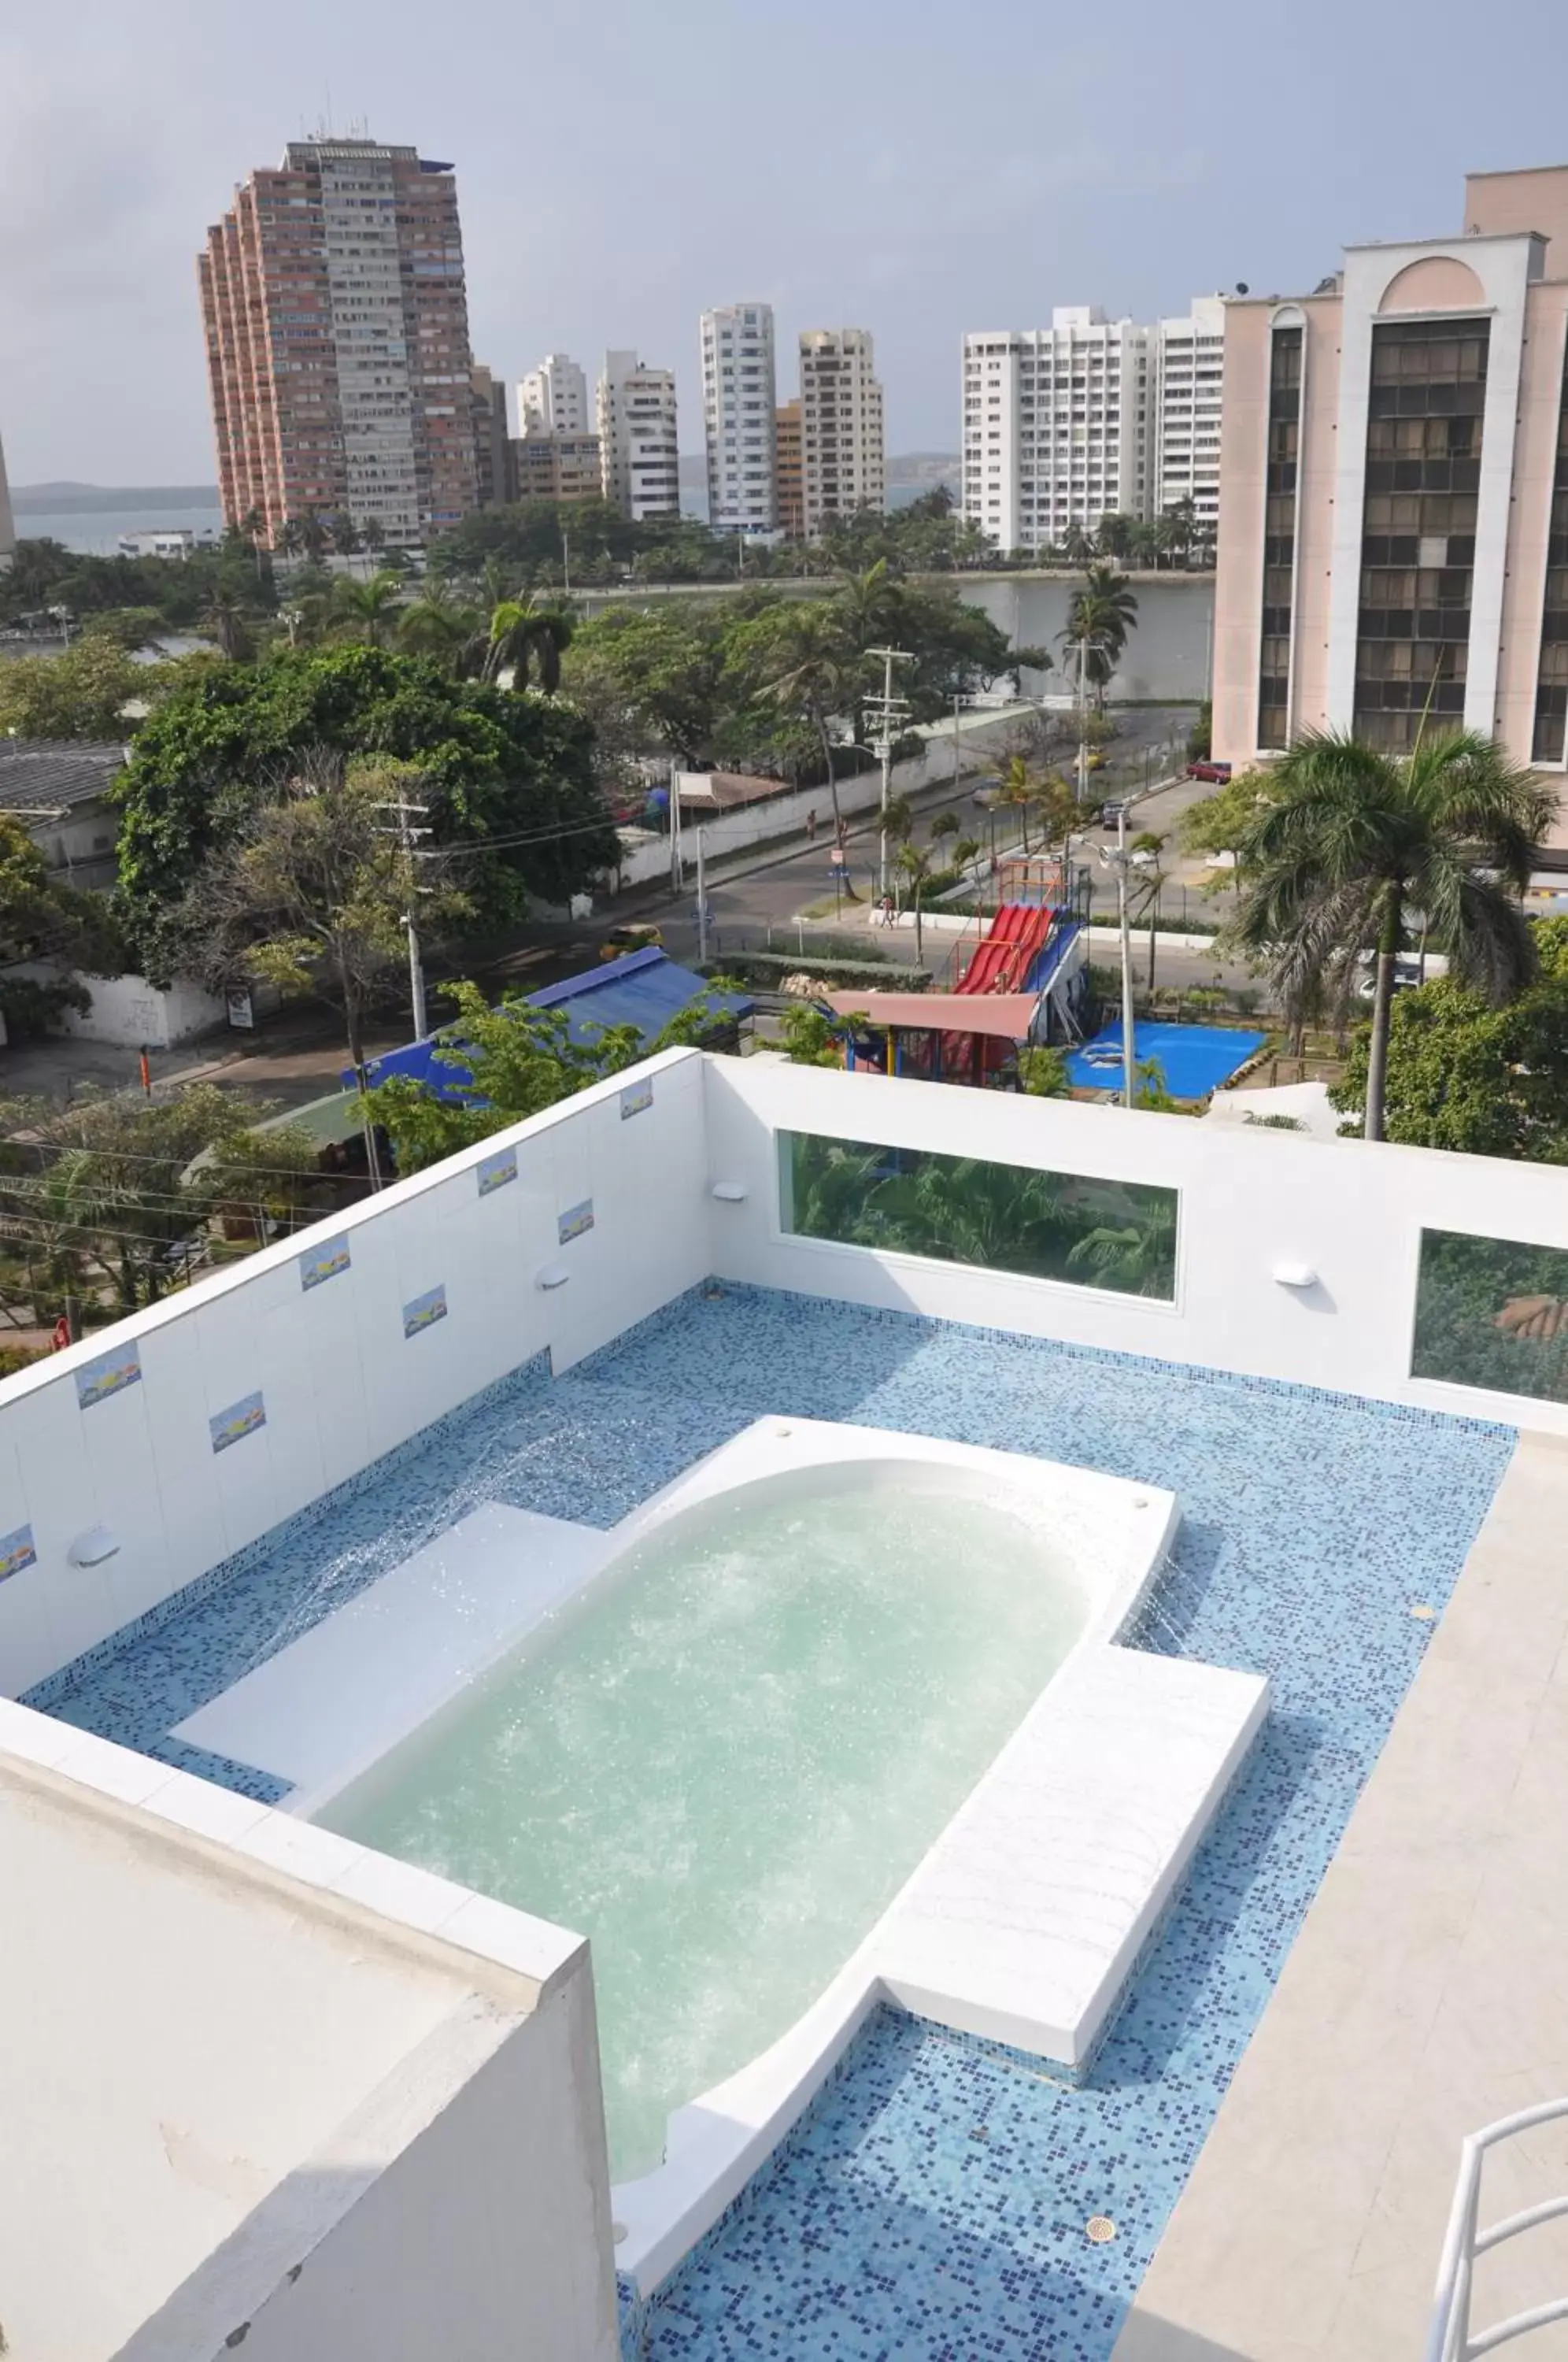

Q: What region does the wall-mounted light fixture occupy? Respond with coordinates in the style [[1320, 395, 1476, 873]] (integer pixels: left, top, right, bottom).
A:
[[1271, 1261, 1318, 1290], [68, 1524, 120, 1568], [535, 1263, 571, 1291], [710, 1181, 749, 1203]]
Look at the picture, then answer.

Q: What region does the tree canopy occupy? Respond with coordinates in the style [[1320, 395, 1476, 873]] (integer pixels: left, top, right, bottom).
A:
[[1330, 920, 1568, 1160], [110, 644, 617, 980]]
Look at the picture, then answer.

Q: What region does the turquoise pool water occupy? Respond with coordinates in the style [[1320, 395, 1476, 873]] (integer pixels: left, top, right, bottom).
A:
[[321, 1473, 1089, 2179]]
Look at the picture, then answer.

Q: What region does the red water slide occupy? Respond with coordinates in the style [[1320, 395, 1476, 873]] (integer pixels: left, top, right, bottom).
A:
[[957, 905, 1052, 995]]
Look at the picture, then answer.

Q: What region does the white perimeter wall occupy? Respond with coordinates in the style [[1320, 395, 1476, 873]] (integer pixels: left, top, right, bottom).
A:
[[702, 1058, 1568, 1435], [123, 1964, 617, 2362], [7, 1037, 1568, 1701], [0, 1049, 709, 1697], [5, 965, 227, 1049]]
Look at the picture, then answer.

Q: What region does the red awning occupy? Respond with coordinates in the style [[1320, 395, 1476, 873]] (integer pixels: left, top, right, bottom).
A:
[[825, 990, 1037, 1041]]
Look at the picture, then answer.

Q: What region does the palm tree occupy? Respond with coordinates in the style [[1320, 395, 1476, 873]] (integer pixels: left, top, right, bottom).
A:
[[1230, 728, 1552, 1142], [275, 518, 305, 560], [929, 809, 960, 861], [398, 579, 479, 671], [1066, 1196, 1177, 1295], [1060, 524, 1096, 567], [754, 603, 858, 836], [478, 598, 575, 691], [361, 517, 387, 559], [897, 842, 935, 964], [995, 753, 1034, 852], [201, 586, 253, 661], [329, 570, 405, 649], [1062, 563, 1138, 712]]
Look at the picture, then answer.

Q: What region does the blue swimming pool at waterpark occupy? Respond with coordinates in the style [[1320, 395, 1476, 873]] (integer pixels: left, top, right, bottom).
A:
[[1068, 1021, 1266, 1099]]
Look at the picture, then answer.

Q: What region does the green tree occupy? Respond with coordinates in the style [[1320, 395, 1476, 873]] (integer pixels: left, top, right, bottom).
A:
[[1061, 563, 1138, 710], [330, 570, 406, 650], [169, 753, 471, 1084], [0, 637, 143, 740], [112, 644, 616, 976], [1178, 768, 1273, 887], [397, 578, 479, 669], [730, 601, 858, 835], [1329, 970, 1568, 1159], [1018, 1044, 1070, 1097], [1231, 729, 1551, 1140], [560, 603, 733, 772], [368, 976, 739, 1170], [778, 1000, 850, 1068], [475, 596, 575, 691], [897, 841, 935, 963]]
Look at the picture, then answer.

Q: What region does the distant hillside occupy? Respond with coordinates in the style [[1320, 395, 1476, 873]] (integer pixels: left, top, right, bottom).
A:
[[12, 483, 220, 516]]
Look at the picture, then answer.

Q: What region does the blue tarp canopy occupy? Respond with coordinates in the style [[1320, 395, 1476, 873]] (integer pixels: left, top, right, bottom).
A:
[[344, 948, 753, 1104]]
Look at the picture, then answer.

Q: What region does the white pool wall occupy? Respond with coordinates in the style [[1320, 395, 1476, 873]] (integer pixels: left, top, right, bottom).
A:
[[2, 1038, 1565, 1702], [701, 1056, 1568, 1430]]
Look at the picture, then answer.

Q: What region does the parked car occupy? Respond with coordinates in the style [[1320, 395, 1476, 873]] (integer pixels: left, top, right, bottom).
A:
[[1098, 798, 1131, 828], [1186, 759, 1233, 783], [1355, 955, 1425, 1001], [598, 921, 663, 961]]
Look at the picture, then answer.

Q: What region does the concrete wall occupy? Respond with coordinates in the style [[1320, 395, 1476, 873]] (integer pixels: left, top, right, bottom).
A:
[[606, 709, 1026, 893], [6, 964, 227, 1049], [129, 1965, 618, 2362], [701, 1057, 1568, 1435], [0, 1048, 709, 1697]]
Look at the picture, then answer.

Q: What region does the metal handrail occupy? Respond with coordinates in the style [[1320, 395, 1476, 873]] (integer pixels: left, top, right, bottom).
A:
[[1426, 2098, 1568, 2362]]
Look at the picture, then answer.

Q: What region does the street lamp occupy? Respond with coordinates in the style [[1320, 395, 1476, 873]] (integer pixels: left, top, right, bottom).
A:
[[1096, 776, 1169, 1111]]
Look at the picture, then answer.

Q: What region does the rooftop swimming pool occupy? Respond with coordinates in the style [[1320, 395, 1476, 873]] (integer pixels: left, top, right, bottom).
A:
[[320, 1467, 1091, 2179], [28, 1283, 1514, 2361]]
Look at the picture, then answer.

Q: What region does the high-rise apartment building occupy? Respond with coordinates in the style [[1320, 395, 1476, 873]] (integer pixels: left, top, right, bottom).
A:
[[597, 352, 680, 520], [470, 365, 512, 509], [1213, 163, 1568, 778], [512, 431, 604, 503], [775, 400, 804, 539], [701, 303, 778, 536], [799, 329, 885, 538], [0, 430, 13, 573], [960, 309, 1155, 553], [198, 135, 479, 548], [1154, 297, 1226, 539], [519, 354, 590, 438]]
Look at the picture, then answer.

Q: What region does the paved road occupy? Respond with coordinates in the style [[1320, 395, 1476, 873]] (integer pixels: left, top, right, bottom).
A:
[[656, 705, 1210, 964]]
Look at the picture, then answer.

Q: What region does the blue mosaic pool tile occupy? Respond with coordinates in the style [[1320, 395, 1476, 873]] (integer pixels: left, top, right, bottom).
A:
[[22, 1277, 1515, 2362]]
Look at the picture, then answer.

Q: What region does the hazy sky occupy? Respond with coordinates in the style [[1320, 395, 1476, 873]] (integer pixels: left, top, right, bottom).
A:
[[4, 0, 1567, 485]]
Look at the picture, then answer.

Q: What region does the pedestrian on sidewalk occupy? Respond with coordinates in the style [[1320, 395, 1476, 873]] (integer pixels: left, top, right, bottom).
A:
[[805, 807, 818, 842]]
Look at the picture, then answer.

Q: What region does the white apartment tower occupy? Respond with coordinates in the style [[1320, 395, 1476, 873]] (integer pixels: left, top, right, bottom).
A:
[[799, 328, 885, 537], [701, 302, 778, 535], [596, 351, 680, 520], [1154, 297, 1226, 538], [519, 354, 590, 438], [961, 307, 1155, 553]]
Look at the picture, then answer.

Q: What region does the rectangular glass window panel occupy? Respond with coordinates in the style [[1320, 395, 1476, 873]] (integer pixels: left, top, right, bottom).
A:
[[1412, 1227, 1568, 1402], [778, 1132, 1178, 1301]]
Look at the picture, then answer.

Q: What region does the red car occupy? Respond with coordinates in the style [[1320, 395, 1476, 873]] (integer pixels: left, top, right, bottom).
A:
[[1186, 758, 1233, 783]]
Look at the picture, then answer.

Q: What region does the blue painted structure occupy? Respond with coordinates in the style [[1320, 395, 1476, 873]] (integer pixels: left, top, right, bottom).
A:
[[346, 950, 753, 1101], [1069, 1021, 1265, 1099]]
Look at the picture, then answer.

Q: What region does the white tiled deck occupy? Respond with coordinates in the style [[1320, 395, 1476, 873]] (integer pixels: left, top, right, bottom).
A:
[[1115, 1430, 1568, 2362]]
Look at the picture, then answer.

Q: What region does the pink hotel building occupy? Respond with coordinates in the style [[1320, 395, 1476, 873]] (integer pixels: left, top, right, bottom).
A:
[[1214, 165, 1568, 804]]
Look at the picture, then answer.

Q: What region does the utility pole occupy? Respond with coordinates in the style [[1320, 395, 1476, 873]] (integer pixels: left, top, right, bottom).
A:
[[1099, 785, 1164, 1110], [1075, 634, 1089, 807], [864, 646, 913, 901], [696, 825, 708, 965], [668, 758, 682, 890], [372, 791, 433, 1040], [562, 528, 571, 597]]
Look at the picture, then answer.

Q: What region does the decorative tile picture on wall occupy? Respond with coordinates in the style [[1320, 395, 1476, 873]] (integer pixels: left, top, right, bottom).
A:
[[300, 1235, 351, 1291], [558, 1199, 595, 1245], [620, 1079, 654, 1120], [403, 1285, 449, 1339], [477, 1148, 518, 1196], [75, 1342, 142, 1409], [0, 1523, 37, 1583], [210, 1392, 266, 1454]]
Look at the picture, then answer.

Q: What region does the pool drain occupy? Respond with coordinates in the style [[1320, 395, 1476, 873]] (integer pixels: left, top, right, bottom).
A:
[[1085, 2216, 1117, 2245]]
